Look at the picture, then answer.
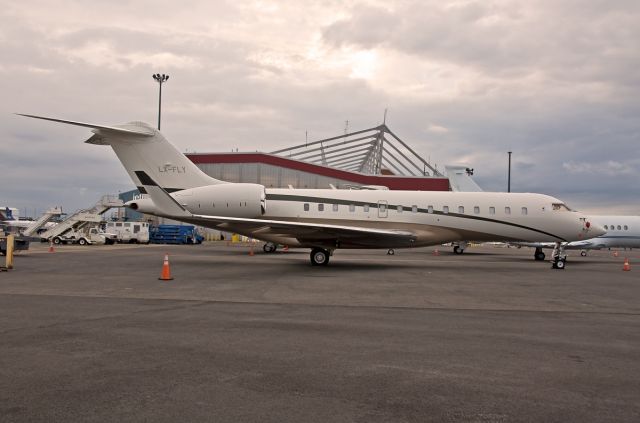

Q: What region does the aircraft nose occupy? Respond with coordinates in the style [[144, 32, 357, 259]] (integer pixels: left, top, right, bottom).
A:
[[585, 220, 606, 237]]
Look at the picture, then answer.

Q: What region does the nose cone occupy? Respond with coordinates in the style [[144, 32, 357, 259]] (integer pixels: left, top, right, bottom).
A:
[[588, 222, 607, 238]]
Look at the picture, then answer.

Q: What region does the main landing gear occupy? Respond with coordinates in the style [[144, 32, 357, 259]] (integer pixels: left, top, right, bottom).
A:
[[453, 241, 468, 255], [534, 247, 546, 261], [310, 248, 332, 266], [263, 242, 277, 253], [551, 242, 567, 270]]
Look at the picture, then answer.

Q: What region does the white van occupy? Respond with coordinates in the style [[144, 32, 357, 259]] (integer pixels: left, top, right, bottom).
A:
[[105, 221, 150, 244]]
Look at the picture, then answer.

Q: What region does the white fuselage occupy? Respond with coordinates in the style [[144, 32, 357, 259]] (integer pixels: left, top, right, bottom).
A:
[[171, 188, 597, 248], [576, 215, 640, 249]]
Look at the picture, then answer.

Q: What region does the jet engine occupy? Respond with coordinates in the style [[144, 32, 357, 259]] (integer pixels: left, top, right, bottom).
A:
[[127, 183, 266, 218]]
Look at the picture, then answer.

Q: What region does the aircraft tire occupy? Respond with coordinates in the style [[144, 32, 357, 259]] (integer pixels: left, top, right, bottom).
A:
[[453, 246, 464, 254], [580, 251, 587, 257], [534, 251, 545, 261], [552, 258, 566, 270], [387, 249, 395, 255], [263, 243, 276, 253], [310, 248, 329, 266]]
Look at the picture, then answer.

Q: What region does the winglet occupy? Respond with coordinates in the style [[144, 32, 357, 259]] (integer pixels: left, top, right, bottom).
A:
[[134, 171, 192, 218]]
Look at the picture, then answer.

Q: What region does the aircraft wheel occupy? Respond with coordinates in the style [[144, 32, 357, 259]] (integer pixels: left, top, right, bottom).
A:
[[310, 248, 330, 266], [453, 246, 464, 254], [387, 249, 395, 255], [552, 258, 566, 270], [534, 251, 545, 261], [263, 243, 276, 253], [580, 251, 587, 257]]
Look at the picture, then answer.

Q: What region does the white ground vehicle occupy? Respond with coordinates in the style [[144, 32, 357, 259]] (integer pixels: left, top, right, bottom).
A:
[[52, 227, 117, 245], [105, 221, 150, 244]]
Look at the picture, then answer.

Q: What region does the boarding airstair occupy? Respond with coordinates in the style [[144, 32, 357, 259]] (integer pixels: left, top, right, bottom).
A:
[[21, 206, 64, 237], [39, 195, 124, 240]]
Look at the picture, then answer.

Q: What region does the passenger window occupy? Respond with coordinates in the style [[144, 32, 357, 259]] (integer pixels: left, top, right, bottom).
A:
[[349, 204, 355, 212], [304, 203, 309, 211], [364, 204, 370, 212], [617, 225, 621, 230], [443, 206, 449, 214], [318, 204, 324, 212], [397, 205, 403, 213], [610, 224, 614, 230], [624, 225, 628, 230], [458, 206, 464, 214], [412, 205, 418, 213], [474, 206, 480, 214], [333, 204, 339, 212], [489, 207, 495, 215], [521, 207, 528, 215], [505, 207, 511, 215], [427, 205, 433, 214], [604, 225, 608, 230]]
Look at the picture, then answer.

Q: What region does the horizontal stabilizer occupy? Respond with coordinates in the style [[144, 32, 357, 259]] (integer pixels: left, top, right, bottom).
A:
[[16, 114, 155, 136]]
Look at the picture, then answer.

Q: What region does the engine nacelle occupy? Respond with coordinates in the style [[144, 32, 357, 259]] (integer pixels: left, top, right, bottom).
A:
[[126, 197, 157, 214], [126, 183, 266, 218], [173, 183, 266, 218]]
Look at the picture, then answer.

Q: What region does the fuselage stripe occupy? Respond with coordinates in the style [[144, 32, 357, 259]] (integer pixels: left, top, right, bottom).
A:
[[265, 193, 567, 241]]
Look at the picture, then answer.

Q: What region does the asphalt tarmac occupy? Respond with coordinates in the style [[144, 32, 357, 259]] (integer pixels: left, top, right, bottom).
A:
[[1, 242, 638, 422]]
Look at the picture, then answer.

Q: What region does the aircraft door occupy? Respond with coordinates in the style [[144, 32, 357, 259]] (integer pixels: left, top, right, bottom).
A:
[[378, 200, 388, 218]]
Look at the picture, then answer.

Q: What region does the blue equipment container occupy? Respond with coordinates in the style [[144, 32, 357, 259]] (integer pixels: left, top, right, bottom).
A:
[[149, 225, 203, 245]]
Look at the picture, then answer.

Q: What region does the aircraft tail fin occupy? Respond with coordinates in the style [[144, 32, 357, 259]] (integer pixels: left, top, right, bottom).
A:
[[2, 207, 15, 221], [17, 114, 224, 192]]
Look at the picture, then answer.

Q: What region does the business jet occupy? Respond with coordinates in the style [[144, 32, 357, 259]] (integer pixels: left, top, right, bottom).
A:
[[18, 114, 605, 268], [521, 215, 640, 260]]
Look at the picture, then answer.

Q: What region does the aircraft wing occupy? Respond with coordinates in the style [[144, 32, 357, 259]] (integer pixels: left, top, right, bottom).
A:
[[512, 240, 600, 250], [183, 214, 417, 248], [134, 170, 417, 248]]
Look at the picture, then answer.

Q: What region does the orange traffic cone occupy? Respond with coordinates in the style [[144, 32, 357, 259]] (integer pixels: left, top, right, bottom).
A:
[[623, 258, 631, 271], [48, 241, 55, 253], [433, 249, 440, 256], [159, 253, 173, 280], [283, 245, 289, 252]]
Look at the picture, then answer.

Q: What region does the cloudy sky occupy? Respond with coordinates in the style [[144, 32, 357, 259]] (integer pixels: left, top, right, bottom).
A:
[[1, 0, 639, 217]]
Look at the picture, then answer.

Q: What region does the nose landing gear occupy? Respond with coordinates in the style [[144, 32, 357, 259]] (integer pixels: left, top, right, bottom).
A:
[[551, 242, 567, 270]]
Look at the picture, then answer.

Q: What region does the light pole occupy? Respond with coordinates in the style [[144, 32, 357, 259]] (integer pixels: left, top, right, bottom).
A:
[[507, 151, 512, 193], [152, 73, 169, 130]]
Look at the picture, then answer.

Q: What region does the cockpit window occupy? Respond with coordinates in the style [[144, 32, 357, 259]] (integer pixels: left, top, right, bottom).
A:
[[551, 203, 571, 211]]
